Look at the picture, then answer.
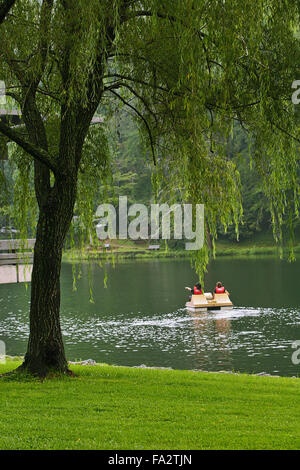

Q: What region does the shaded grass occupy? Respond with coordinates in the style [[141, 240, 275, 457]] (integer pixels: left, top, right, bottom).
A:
[[1, 361, 300, 450]]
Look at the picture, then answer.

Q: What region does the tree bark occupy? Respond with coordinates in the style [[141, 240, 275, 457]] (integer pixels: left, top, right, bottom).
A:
[[1, 2, 111, 377], [21, 176, 77, 377]]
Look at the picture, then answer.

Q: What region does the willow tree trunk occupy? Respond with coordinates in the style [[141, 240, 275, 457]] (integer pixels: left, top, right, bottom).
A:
[[21, 176, 77, 377]]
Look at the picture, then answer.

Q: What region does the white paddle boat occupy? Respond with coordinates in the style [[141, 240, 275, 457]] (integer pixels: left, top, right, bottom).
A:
[[185, 292, 233, 312]]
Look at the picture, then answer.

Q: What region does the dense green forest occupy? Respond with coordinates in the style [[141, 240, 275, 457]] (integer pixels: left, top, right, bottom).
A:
[[101, 113, 275, 243], [108, 113, 300, 246]]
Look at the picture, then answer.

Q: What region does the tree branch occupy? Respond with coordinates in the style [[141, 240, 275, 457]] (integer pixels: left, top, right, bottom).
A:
[[0, 120, 57, 173], [270, 121, 300, 145], [104, 81, 158, 124], [109, 88, 156, 166], [104, 73, 172, 95], [120, 8, 206, 40]]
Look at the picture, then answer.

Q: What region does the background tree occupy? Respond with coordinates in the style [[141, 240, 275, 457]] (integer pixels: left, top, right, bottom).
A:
[[1, 0, 300, 376]]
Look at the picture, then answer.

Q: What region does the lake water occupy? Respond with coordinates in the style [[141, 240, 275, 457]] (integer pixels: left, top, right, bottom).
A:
[[1, 257, 300, 377]]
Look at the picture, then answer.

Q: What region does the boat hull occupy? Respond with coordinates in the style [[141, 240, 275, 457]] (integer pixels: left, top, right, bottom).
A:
[[185, 304, 233, 312], [185, 292, 233, 312]]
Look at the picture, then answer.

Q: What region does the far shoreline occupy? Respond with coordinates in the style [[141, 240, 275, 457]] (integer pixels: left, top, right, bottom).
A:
[[62, 241, 300, 263]]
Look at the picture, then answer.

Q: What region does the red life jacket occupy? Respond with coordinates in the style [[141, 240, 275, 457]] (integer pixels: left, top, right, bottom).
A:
[[215, 286, 225, 294], [193, 286, 202, 295]]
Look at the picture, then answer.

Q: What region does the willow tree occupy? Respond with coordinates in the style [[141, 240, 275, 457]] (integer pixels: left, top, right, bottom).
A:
[[1, 0, 300, 376]]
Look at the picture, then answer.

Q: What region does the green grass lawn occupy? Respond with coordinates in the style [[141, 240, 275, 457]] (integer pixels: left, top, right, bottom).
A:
[[1, 361, 300, 450]]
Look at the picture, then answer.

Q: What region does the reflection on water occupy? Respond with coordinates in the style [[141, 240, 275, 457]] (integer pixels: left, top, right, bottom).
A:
[[0, 258, 300, 376]]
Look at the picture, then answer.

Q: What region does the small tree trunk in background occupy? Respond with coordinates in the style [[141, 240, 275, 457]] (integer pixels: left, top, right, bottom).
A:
[[21, 177, 77, 377], [206, 225, 213, 251]]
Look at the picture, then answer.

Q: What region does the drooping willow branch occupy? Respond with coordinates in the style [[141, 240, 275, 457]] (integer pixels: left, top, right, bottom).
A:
[[108, 88, 157, 166], [105, 81, 159, 125]]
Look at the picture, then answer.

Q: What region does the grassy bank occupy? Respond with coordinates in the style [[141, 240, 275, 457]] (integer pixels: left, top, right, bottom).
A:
[[62, 232, 300, 262], [63, 247, 190, 262], [63, 243, 299, 262], [1, 360, 300, 450], [214, 232, 300, 258]]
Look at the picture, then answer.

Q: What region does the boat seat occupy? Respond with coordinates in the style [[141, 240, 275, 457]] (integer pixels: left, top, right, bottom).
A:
[[213, 293, 232, 305], [191, 294, 208, 306]]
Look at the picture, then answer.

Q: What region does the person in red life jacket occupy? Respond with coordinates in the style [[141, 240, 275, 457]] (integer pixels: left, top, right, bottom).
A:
[[213, 281, 229, 296], [185, 282, 202, 300]]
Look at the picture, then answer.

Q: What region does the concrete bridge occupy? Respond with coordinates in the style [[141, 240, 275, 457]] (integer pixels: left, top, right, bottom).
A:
[[0, 239, 34, 284]]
